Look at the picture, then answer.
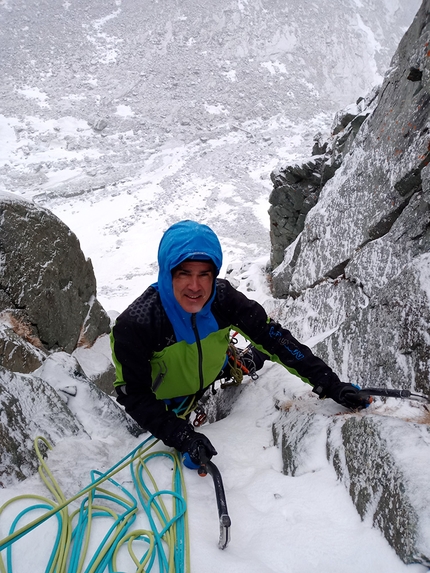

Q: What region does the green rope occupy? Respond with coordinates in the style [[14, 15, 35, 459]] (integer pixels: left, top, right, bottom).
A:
[[0, 435, 190, 573]]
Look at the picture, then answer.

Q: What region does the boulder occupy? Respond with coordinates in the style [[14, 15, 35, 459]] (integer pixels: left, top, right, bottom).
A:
[[0, 191, 110, 364]]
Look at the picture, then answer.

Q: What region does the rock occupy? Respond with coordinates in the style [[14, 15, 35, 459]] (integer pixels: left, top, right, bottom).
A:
[[270, 1, 430, 337], [268, 93, 376, 270], [327, 414, 430, 566], [273, 401, 430, 566], [0, 310, 47, 373], [314, 253, 430, 394], [0, 192, 110, 360], [407, 66, 423, 81], [198, 383, 245, 423], [0, 365, 87, 486], [92, 118, 108, 131], [266, 4, 430, 562], [72, 333, 116, 396], [34, 352, 143, 439]]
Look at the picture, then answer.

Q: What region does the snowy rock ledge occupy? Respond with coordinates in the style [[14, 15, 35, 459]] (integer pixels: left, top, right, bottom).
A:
[[272, 400, 430, 566], [0, 352, 142, 487], [0, 191, 135, 483]]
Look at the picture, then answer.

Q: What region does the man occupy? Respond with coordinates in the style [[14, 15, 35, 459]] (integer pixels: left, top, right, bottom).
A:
[[111, 220, 368, 467]]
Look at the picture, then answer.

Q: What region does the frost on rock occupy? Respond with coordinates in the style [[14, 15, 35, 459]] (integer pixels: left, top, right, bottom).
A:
[[314, 253, 430, 394], [34, 352, 143, 440], [0, 192, 110, 361], [273, 400, 430, 566], [270, 2, 430, 399], [327, 414, 430, 566], [268, 5, 430, 562], [0, 365, 86, 486]]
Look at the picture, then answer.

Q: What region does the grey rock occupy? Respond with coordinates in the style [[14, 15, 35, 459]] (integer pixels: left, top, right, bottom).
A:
[[266, 5, 430, 562], [327, 415, 430, 566], [0, 365, 86, 486], [198, 383, 245, 424], [72, 334, 117, 396], [273, 402, 430, 566], [0, 310, 47, 373], [92, 118, 108, 132], [314, 254, 430, 394], [268, 96, 375, 270], [34, 352, 143, 439], [0, 193, 110, 358]]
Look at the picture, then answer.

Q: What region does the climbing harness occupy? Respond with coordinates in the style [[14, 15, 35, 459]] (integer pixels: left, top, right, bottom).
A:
[[196, 448, 231, 550]]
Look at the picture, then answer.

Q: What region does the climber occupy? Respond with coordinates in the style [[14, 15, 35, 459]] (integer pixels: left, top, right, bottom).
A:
[[110, 220, 369, 468]]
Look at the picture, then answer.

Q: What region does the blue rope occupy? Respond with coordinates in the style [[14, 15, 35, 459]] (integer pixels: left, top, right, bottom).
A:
[[0, 437, 189, 573], [130, 451, 187, 573]]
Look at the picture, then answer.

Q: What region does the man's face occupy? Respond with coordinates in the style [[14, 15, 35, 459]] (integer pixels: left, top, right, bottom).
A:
[[172, 261, 214, 313]]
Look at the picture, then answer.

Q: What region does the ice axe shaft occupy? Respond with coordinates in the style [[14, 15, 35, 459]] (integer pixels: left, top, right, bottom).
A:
[[198, 447, 231, 550], [358, 387, 430, 402]]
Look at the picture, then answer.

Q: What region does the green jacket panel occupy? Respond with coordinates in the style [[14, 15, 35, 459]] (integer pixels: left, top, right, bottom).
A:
[[151, 327, 230, 399]]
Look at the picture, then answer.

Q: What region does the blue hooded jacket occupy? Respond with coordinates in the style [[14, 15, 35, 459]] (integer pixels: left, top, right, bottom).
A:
[[152, 220, 223, 344]]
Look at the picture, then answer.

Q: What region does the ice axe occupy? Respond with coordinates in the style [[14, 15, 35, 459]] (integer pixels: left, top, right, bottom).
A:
[[358, 387, 430, 404], [197, 446, 231, 550]]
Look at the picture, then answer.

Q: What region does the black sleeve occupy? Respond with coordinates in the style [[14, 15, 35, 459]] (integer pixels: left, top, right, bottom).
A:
[[214, 279, 341, 388], [111, 300, 191, 447]]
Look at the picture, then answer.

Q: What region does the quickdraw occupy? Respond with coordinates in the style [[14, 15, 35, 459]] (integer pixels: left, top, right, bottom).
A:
[[192, 405, 208, 427], [221, 334, 259, 388]]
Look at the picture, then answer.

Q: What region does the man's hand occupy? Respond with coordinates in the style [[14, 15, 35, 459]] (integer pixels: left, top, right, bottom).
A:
[[313, 376, 371, 410], [182, 432, 218, 465], [331, 383, 371, 410]]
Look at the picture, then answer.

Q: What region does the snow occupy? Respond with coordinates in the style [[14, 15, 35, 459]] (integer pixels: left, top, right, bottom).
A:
[[0, 353, 428, 571], [0, 0, 427, 571]]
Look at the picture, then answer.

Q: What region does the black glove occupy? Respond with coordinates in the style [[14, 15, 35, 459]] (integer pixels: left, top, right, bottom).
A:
[[182, 432, 218, 465], [172, 424, 217, 465], [313, 376, 370, 410]]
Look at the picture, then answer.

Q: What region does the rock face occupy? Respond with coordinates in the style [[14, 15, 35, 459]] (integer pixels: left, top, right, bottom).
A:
[[0, 365, 87, 486], [0, 191, 126, 483], [272, 400, 430, 566], [267, 0, 430, 564], [0, 353, 142, 487], [0, 191, 110, 371], [268, 91, 377, 269], [269, 0, 430, 398]]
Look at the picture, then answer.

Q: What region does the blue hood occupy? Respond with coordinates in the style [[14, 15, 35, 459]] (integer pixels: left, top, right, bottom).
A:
[[152, 220, 223, 343]]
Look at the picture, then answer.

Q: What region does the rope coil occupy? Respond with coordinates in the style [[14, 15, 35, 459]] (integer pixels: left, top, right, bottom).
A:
[[0, 436, 190, 573]]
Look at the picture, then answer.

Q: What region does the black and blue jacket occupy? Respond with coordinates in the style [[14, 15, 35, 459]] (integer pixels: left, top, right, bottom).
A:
[[110, 220, 340, 448]]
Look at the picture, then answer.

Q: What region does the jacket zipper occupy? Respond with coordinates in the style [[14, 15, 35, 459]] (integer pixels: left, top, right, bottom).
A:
[[191, 313, 204, 392]]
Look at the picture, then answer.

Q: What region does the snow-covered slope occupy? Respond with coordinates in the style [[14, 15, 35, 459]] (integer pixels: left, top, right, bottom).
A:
[[0, 0, 421, 312]]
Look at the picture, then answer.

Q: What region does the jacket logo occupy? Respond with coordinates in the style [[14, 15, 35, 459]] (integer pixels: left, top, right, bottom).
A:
[[269, 326, 305, 360]]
